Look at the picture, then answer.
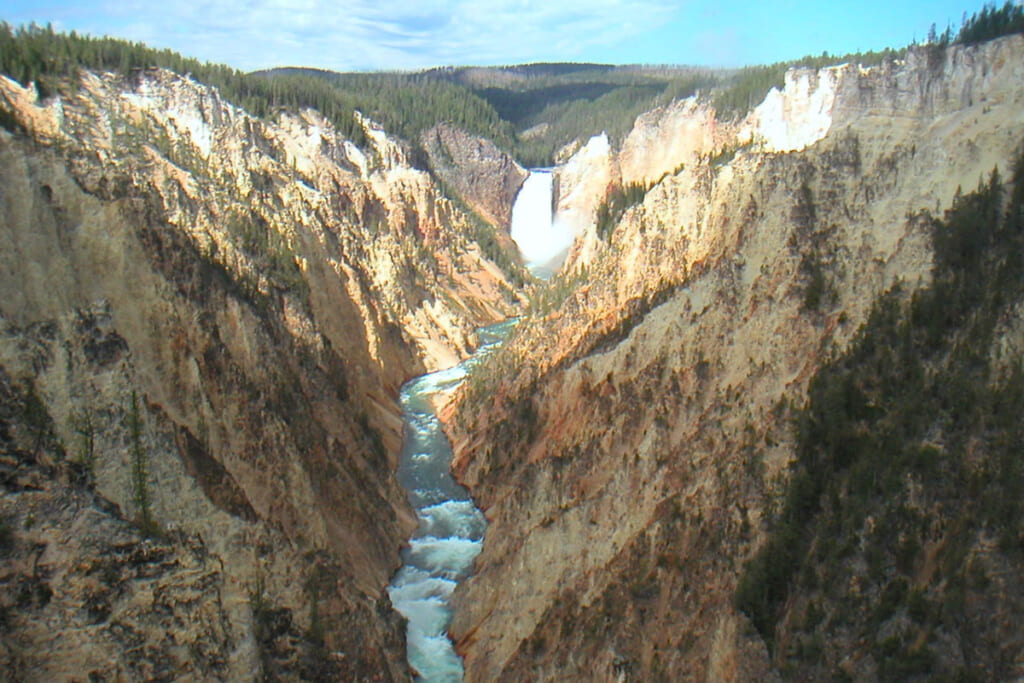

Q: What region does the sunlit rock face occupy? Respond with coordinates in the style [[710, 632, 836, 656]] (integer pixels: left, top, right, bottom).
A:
[[619, 97, 721, 185], [421, 122, 528, 232], [0, 65, 522, 680], [447, 35, 1024, 682], [747, 66, 841, 152], [550, 133, 616, 270]]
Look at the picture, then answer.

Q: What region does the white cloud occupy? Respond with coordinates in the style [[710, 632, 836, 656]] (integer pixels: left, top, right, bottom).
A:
[[34, 0, 682, 71]]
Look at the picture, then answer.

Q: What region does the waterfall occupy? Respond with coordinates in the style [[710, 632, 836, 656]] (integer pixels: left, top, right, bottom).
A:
[[510, 170, 574, 277], [388, 321, 516, 682]]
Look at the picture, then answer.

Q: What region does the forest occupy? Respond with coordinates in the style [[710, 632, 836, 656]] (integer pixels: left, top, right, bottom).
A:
[[2, 2, 1023, 168], [0, 22, 372, 144]]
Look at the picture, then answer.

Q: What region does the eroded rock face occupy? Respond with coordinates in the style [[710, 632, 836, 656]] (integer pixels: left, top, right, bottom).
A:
[[555, 36, 1024, 281], [447, 36, 1024, 681], [420, 122, 528, 231], [550, 132, 616, 266], [0, 66, 521, 680], [619, 98, 722, 185]]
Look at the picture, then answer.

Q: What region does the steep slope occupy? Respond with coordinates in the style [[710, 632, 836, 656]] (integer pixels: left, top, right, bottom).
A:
[[420, 122, 528, 232], [0, 66, 521, 680], [447, 36, 1024, 681]]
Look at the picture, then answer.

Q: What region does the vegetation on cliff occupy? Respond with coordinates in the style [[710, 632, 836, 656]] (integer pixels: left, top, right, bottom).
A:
[[713, 2, 1024, 121], [1, 23, 687, 166], [456, 66, 717, 167], [736, 153, 1024, 678], [272, 63, 717, 168], [0, 22, 377, 144], [956, 1, 1024, 46], [259, 67, 520, 160], [595, 181, 650, 241], [10, 12, 1020, 169], [712, 47, 906, 120]]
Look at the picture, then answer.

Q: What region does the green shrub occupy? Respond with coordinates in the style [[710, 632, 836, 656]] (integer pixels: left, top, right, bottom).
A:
[[0, 519, 13, 555], [128, 391, 158, 537], [69, 409, 95, 473], [595, 182, 649, 241]]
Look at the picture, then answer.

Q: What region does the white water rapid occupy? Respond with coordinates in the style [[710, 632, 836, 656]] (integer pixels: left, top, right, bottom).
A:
[[388, 321, 515, 682], [510, 170, 574, 277]]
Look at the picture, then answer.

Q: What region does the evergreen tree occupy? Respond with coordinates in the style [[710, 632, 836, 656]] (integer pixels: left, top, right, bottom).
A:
[[956, 1, 1024, 45]]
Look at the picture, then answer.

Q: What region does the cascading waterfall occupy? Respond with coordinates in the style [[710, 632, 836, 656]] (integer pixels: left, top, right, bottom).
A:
[[510, 170, 574, 277], [388, 321, 515, 682]]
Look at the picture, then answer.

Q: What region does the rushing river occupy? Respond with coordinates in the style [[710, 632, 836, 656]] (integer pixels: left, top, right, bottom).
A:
[[389, 168, 564, 679], [388, 321, 516, 682]]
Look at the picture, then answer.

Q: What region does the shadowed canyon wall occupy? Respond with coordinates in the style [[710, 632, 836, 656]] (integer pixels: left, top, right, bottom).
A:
[[448, 36, 1024, 681]]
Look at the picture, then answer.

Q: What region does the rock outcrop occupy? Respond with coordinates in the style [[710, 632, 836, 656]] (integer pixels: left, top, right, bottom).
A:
[[448, 36, 1024, 681], [420, 122, 528, 231], [0, 66, 521, 680]]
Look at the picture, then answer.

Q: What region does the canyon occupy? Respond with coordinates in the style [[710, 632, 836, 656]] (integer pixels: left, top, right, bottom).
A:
[[0, 66, 521, 680], [448, 35, 1024, 681], [0, 27, 1022, 683]]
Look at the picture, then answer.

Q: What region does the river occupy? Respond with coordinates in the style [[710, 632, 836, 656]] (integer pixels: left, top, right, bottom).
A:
[[389, 168, 563, 680], [387, 321, 516, 682]]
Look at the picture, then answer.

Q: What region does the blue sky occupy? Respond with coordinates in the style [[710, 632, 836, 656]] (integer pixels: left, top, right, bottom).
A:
[[0, 0, 1001, 72]]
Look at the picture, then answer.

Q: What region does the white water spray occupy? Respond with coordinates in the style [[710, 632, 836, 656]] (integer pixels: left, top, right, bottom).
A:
[[510, 170, 574, 276]]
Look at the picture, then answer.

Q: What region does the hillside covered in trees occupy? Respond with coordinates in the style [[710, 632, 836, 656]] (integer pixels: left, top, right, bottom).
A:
[[3, 3, 1024, 166]]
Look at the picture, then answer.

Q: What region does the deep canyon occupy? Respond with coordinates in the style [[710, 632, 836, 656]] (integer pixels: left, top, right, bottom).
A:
[[1, 27, 1023, 683]]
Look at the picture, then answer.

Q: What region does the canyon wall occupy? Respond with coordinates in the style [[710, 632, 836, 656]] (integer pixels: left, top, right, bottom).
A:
[[449, 36, 1024, 681], [0, 67, 520, 680], [420, 122, 528, 232]]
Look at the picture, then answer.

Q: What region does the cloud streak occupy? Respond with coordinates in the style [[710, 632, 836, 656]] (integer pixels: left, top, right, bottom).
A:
[[26, 0, 681, 71], [9, 0, 970, 72]]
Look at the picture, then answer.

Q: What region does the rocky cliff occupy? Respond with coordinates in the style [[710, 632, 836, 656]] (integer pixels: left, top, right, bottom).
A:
[[420, 122, 528, 232], [447, 36, 1024, 681], [0, 66, 521, 680]]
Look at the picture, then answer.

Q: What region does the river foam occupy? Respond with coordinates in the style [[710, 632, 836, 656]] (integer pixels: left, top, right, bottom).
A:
[[388, 319, 516, 682]]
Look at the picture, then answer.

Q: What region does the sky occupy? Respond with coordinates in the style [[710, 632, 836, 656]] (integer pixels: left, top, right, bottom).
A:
[[0, 0, 1002, 72]]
